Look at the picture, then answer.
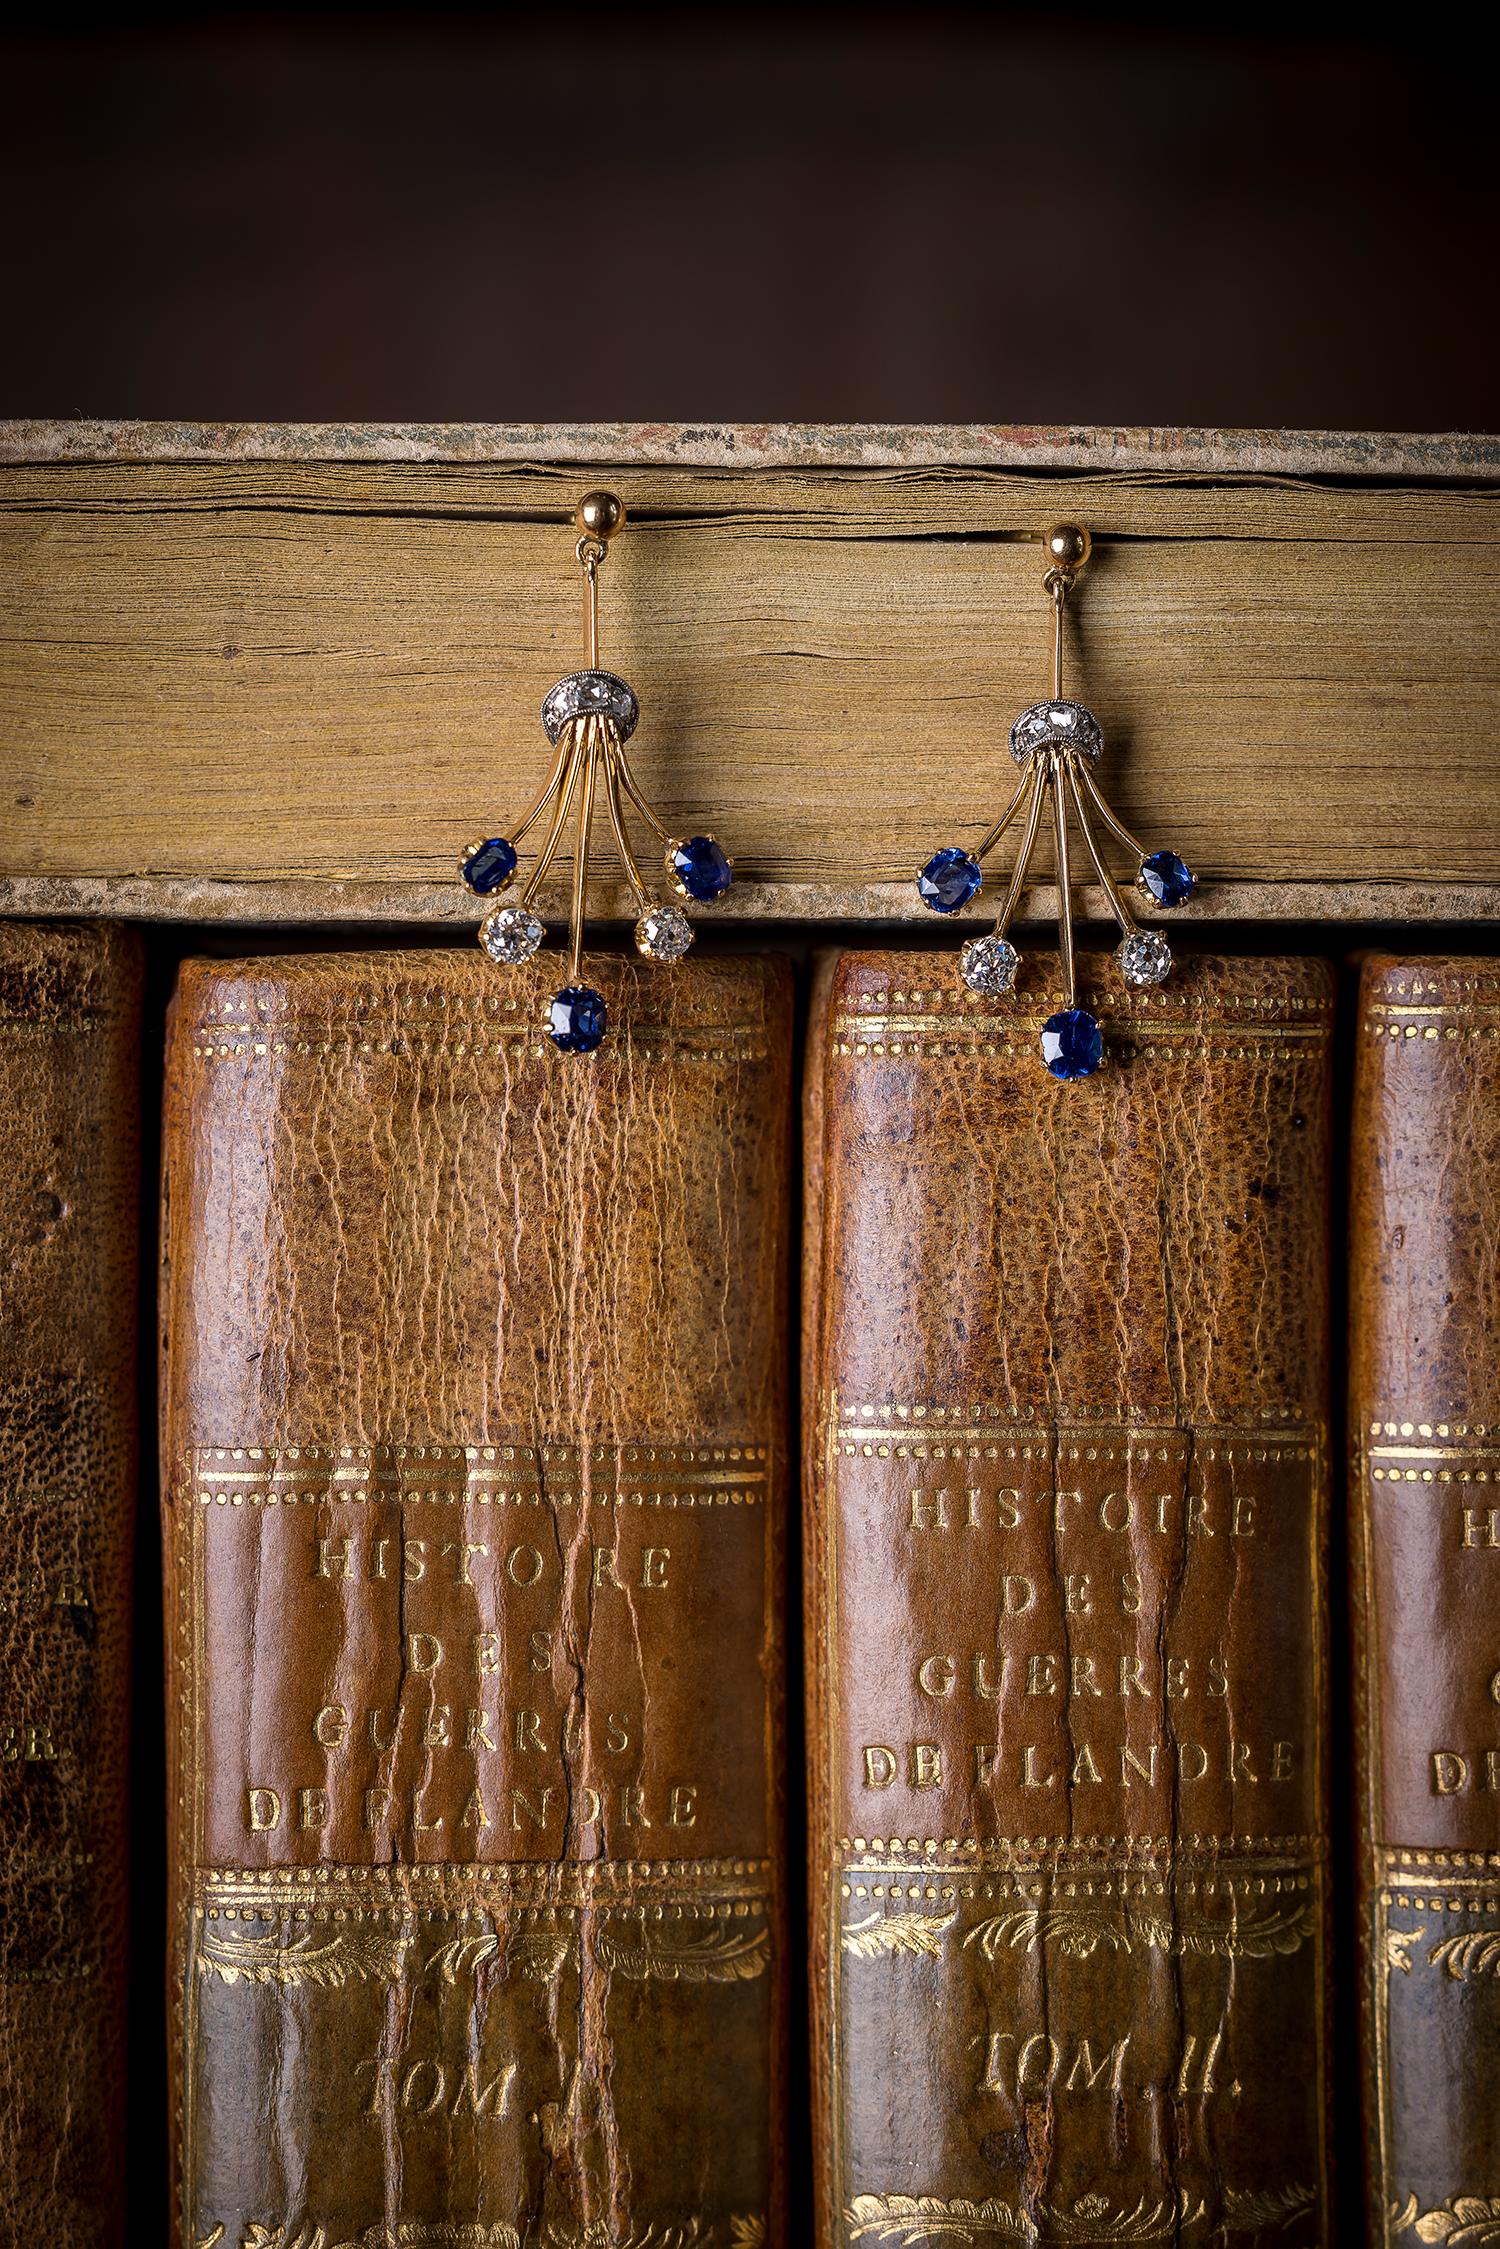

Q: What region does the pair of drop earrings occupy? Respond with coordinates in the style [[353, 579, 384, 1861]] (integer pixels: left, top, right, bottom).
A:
[[459, 495, 1196, 1081]]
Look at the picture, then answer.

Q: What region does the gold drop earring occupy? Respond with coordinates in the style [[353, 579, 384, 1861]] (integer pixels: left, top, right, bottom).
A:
[[457, 493, 735, 1055], [914, 523, 1197, 1079]]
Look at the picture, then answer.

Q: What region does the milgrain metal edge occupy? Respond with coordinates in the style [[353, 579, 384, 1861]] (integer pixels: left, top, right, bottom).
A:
[[2, 419, 1498, 479]]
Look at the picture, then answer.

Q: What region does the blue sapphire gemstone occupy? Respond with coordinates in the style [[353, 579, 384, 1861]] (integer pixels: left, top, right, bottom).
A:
[[1139, 849, 1196, 907], [462, 836, 518, 895], [1041, 1007, 1103, 1081], [548, 985, 608, 1055], [669, 835, 734, 902], [916, 846, 982, 914]]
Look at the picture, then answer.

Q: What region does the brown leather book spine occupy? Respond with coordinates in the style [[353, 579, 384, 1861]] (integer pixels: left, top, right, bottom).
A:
[[1351, 957, 1500, 2245], [804, 951, 1334, 2247], [0, 920, 142, 2242], [160, 951, 790, 2249]]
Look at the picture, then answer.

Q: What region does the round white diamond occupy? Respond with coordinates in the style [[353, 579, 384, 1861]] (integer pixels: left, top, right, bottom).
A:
[[635, 903, 694, 962], [960, 934, 1019, 995], [1117, 929, 1172, 987], [480, 904, 546, 965]]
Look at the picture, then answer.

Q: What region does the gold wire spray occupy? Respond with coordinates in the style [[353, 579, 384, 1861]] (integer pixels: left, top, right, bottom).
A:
[[915, 522, 1198, 1079], [459, 493, 735, 1055]]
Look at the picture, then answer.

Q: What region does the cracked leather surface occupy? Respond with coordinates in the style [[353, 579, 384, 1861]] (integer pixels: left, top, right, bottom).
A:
[[0, 920, 142, 2247], [803, 951, 1334, 2247], [160, 949, 791, 2249], [1351, 957, 1500, 2245]]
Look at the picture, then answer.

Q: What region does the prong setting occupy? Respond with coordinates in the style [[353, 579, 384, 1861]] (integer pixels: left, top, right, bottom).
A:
[[918, 523, 1196, 1076], [461, 499, 736, 1052]]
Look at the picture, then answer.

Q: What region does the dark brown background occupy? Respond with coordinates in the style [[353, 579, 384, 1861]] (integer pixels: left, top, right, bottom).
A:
[[1, 7, 1495, 432], [1, 9, 1492, 2239]]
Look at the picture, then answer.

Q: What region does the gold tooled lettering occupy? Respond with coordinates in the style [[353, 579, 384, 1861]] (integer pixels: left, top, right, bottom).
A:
[[298, 1786, 328, 1829], [473, 1632, 500, 1676], [1071, 1744, 1103, 1785], [411, 1790, 443, 1832], [863, 1746, 897, 1788], [1463, 1509, 1500, 1549], [911, 1743, 943, 1788], [315, 1536, 354, 1580], [918, 1655, 956, 1697], [910, 1490, 949, 1529], [313, 1704, 347, 1747], [507, 1544, 543, 1587], [466, 1709, 496, 1752], [424, 1706, 451, 1748], [1066, 2037, 1129, 2093], [451, 2060, 517, 2117], [247, 1786, 281, 1832], [443, 1540, 488, 1585], [1064, 1573, 1091, 1614], [528, 1630, 552, 1673], [668, 1784, 698, 1826], [363, 1788, 391, 1828], [407, 1632, 442, 1674], [640, 1546, 670, 1589], [515, 1709, 543, 1752], [403, 1540, 427, 1582], [460, 1788, 490, 1829], [511, 1786, 553, 1830]]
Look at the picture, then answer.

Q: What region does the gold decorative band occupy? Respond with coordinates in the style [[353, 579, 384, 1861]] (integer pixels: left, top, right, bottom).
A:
[[199, 1856, 773, 1913]]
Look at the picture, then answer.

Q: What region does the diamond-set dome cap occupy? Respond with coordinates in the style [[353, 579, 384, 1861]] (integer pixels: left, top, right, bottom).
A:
[[541, 668, 639, 744], [1009, 698, 1104, 767]]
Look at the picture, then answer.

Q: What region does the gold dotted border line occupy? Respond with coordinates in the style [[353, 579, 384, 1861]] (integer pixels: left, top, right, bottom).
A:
[[835, 1832, 1324, 1859], [840, 1405, 1311, 1430], [196, 1485, 764, 1509], [192, 1029, 768, 1065], [841, 1867, 1315, 1904], [831, 1035, 1319, 1062], [1365, 1018, 1500, 1041], [201, 1856, 772, 1889], [836, 1437, 1313, 1465], [200, 1899, 766, 1929], [1377, 1847, 1500, 1877], [191, 1442, 770, 1468], [839, 987, 1330, 1019]]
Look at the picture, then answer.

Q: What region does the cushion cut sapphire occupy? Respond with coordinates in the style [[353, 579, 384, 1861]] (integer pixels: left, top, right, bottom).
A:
[[669, 836, 734, 902], [1139, 849, 1196, 907], [462, 836, 518, 895], [916, 846, 982, 914], [548, 985, 608, 1055], [1040, 1007, 1103, 1081]]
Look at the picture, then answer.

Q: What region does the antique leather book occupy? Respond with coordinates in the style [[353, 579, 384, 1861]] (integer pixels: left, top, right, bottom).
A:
[[1351, 957, 1500, 2245], [804, 951, 1334, 2246], [0, 919, 142, 2241], [160, 949, 790, 2248]]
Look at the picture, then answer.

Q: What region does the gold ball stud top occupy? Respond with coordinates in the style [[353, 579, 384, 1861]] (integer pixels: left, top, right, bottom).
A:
[[575, 490, 626, 542], [1043, 522, 1092, 574]]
